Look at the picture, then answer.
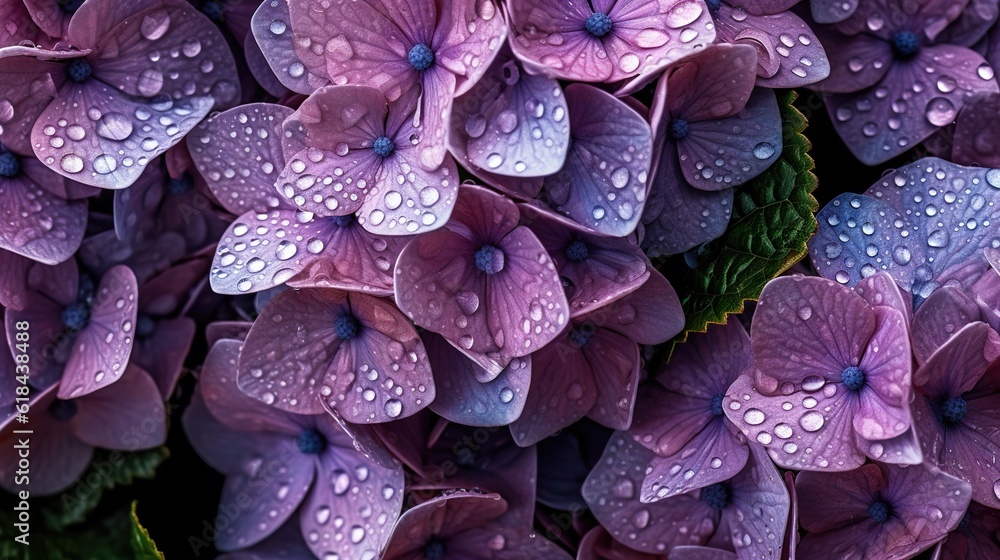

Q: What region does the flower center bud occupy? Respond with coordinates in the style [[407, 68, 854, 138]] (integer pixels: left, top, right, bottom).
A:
[[201, 0, 225, 21], [703, 483, 729, 510], [136, 315, 157, 339], [869, 500, 891, 523], [67, 58, 92, 83], [0, 151, 20, 178], [57, 0, 85, 13], [670, 119, 690, 140], [49, 398, 79, 422], [565, 239, 589, 262], [585, 12, 613, 38], [706, 0, 722, 11], [373, 136, 395, 158], [332, 214, 355, 227], [169, 174, 194, 195], [297, 428, 326, 454], [710, 394, 724, 416], [335, 314, 360, 341], [62, 302, 91, 332], [941, 396, 968, 424], [424, 538, 446, 560], [408, 43, 435, 71], [841, 366, 865, 391], [890, 31, 920, 60], [569, 324, 595, 347], [474, 245, 505, 275]]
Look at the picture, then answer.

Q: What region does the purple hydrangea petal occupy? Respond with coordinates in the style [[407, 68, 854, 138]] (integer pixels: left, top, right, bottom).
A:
[[424, 331, 531, 427], [641, 420, 749, 502], [641, 147, 734, 257], [31, 80, 214, 188], [853, 271, 912, 323], [250, 0, 326, 95], [809, 30, 892, 94], [188, 103, 295, 215], [915, 322, 999, 402], [134, 316, 195, 399], [599, 269, 684, 345], [676, 88, 782, 191], [582, 433, 716, 554], [449, 46, 569, 179], [520, 205, 650, 318], [670, 547, 738, 560], [381, 491, 508, 557], [58, 265, 138, 399], [432, 0, 507, 97], [711, 443, 789, 559], [505, 0, 614, 83], [67, 0, 240, 108], [319, 405, 405, 471], [578, 526, 673, 560], [825, 45, 998, 165], [0, 0, 42, 47], [205, 321, 253, 347], [0, 383, 94, 496], [937, 0, 999, 47], [278, 146, 377, 217], [912, 286, 981, 364], [810, 0, 858, 23], [657, 43, 757, 124], [0, 251, 33, 310], [243, 29, 289, 98], [725, 372, 867, 471], [632, 383, 719, 457], [5, 284, 71, 389], [538, 84, 651, 236], [853, 306, 913, 441], [239, 288, 433, 421], [70, 365, 166, 449], [952, 93, 1000, 167], [299, 429, 404, 560], [508, 331, 599, 446], [831, 0, 969, 41], [752, 276, 876, 386], [714, 8, 831, 87], [0, 161, 86, 264], [0, 53, 73, 156], [586, 329, 642, 430], [78, 229, 186, 287], [216, 516, 314, 560]]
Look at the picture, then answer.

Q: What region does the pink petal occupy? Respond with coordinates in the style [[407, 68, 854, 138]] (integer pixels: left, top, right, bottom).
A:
[[952, 93, 1000, 167], [70, 365, 166, 449], [641, 421, 749, 502], [912, 287, 982, 364], [133, 316, 195, 399], [809, 30, 891, 94], [715, 9, 830, 87], [852, 306, 913, 441], [586, 329, 641, 430], [598, 269, 685, 345], [0, 168, 87, 264], [58, 265, 138, 399], [249, 0, 327, 95], [381, 491, 508, 557], [657, 43, 757, 123], [0, 54, 68, 155], [433, 0, 507, 96]]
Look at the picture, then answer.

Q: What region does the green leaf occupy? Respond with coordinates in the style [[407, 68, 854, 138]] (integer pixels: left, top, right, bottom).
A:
[[130, 502, 165, 559], [39, 446, 170, 530], [659, 90, 818, 341]]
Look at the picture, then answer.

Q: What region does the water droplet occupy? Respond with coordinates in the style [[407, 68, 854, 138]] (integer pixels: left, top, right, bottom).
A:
[[927, 229, 949, 248], [332, 470, 350, 495], [384, 399, 402, 418], [96, 112, 133, 140], [799, 411, 825, 432], [753, 142, 775, 159], [499, 387, 514, 403], [140, 11, 171, 41], [610, 167, 629, 189], [60, 154, 83, 173], [743, 409, 765, 425], [925, 97, 956, 126]]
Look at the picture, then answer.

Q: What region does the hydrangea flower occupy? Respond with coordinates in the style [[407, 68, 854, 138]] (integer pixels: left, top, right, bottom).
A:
[[583, 434, 789, 557], [795, 463, 971, 559], [642, 43, 781, 256], [0, 0, 44, 46], [509, 270, 683, 445], [947, 92, 1000, 167], [216, 517, 315, 560], [394, 183, 568, 375], [810, 158, 1000, 306], [191, 103, 410, 295], [278, 84, 457, 234], [708, 0, 831, 87], [578, 526, 667, 560], [811, 0, 999, 164], [725, 275, 916, 471], [932, 502, 1000, 559], [282, 0, 507, 168], [505, 0, 716, 93], [6, 261, 138, 398], [629, 319, 752, 501], [237, 287, 434, 422], [381, 490, 572, 560], [182, 339, 405, 558], [0, 0, 241, 188], [0, 365, 165, 495], [910, 319, 1000, 508]]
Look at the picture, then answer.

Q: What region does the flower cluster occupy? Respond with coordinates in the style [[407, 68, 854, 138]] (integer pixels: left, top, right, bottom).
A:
[[4, 0, 1000, 558]]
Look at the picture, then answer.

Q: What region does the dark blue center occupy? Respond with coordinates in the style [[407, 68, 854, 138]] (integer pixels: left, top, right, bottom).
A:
[[62, 302, 90, 332], [201, 0, 224, 21], [942, 396, 968, 424], [136, 315, 156, 339], [49, 398, 78, 422], [959, 510, 972, 530], [565, 239, 589, 262], [424, 538, 445, 560], [169, 175, 194, 195], [408, 43, 435, 71], [331, 214, 355, 227], [869, 500, 891, 523], [77, 274, 95, 304], [296, 429, 326, 454], [0, 151, 19, 177], [335, 314, 360, 341], [703, 483, 729, 510], [67, 58, 92, 82], [569, 324, 595, 347], [373, 136, 395, 158], [706, 0, 722, 10], [890, 31, 920, 59], [841, 366, 865, 391], [670, 119, 690, 140], [57, 0, 85, 13], [710, 394, 724, 416], [585, 12, 613, 37], [474, 245, 504, 275]]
